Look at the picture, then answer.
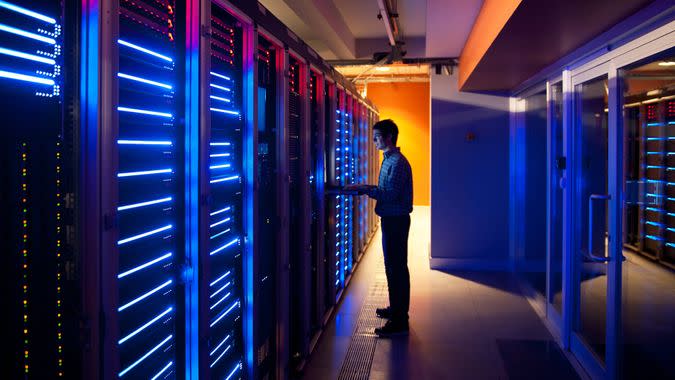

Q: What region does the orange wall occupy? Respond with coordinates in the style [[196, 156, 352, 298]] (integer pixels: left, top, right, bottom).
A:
[[367, 82, 430, 205]]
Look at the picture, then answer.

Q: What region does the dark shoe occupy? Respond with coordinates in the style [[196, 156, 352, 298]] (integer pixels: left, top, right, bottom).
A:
[[376, 306, 392, 319], [375, 320, 409, 337]]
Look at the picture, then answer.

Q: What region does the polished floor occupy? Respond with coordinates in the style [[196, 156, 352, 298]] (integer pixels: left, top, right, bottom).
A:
[[302, 207, 583, 380]]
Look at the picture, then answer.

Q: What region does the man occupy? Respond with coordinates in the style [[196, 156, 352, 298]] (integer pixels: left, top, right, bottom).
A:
[[346, 119, 413, 337]]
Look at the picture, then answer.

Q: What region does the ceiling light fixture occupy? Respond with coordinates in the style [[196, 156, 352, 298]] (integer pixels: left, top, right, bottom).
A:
[[658, 61, 675, 67], [376, 66, 390, 72]]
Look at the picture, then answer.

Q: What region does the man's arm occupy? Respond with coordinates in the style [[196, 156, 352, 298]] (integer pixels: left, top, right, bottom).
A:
[[367, 159, 409, 201]]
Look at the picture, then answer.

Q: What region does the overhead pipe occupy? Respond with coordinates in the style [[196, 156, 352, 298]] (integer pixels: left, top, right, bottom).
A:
[[377, 0, 398, 47]]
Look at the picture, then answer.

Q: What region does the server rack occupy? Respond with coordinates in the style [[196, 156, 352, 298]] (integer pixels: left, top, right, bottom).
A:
[[628, 98, 675, 270], [1, 0, 79, 378], [99, 0, 189, 378], [200, 4, 246, 379]]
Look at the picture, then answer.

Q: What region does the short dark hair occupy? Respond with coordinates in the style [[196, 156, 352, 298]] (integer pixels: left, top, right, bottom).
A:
[[373, 119, 399, 145]]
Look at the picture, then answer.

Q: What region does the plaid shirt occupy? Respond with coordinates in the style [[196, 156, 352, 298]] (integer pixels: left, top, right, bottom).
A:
[[368, 147, 413, 216]]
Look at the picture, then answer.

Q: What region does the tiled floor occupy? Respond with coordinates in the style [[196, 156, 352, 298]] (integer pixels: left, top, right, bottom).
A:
[[301, 206, 582, 380]]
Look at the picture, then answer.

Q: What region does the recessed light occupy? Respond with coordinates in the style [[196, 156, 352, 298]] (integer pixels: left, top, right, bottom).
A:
[[658, 61, 675, 67], [375, 66, 390, 72]]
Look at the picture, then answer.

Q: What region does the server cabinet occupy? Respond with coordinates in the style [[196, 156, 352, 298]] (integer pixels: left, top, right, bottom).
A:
[[1, 0, 79, 378], [287, 53, 311, 369], [200, 4, 247, 379], [308, 69, 327, 344], [344, 93, 356, 276], [99, 0, 188, 378], [324, 80, 339, 303], [254, 32, 287, 380]]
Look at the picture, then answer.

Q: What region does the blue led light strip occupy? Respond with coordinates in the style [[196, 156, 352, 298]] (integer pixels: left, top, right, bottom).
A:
[[118, 39, 173, 62], [210, 83, 232, 92], [118, 106, 173, 118], [0, 1, 56, 23], [118, 280, 173, 312], [0, 70, 54, 85], [210, 206, 231, 216], [117, 224, 173, 245], [118, 168, 173, 178], [150, 361, 174, 380], [210, 301, 239, 327], [210, 153, 231, 158], [210, 164, 232, 170], [210, 271, 231, 287], [118, 334, 173, 377], [118, 197, 172, 211], [210, 282, 231, 299], [118, 253, 173, 279], [210, 292, 232, 311], [210, 228, 231, 240], [209, 335, 231, 356], [211, 95, 231, 103], [210, 345, 232, 368], [119, 307, 173, 344], [210, 107, 239, 115], [118, 140, 173, 146], [210, 238, 239, 256], [210, 71, 231, 81], [0, 23, 55, 44], [210, 217, 231, 228], [0, 47, 55, 64], [210, 142, 231, 146], [210, 175, 239, 184], [118, 73, 172, 89], [225, 363, 241, 380]]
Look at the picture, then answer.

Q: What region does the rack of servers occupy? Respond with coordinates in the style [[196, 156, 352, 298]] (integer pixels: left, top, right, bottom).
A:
[[1, 0, 379, 379], [625, 96, 675, 270]]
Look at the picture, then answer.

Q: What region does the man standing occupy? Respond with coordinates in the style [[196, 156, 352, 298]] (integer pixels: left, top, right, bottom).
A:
[[346, 119, 413, 337]]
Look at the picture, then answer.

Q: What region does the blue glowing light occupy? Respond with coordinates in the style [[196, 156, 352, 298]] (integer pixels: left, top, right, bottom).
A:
[[210, 83, 232, 92], [0, 47, 55, 64], [118, 253, 173, 279], [210, 228, 231, 240], [210, 301, 239, 327], [118, 334, 173, 377], [119, 307, 173, 344], [118, 197, 172, 211], [210, 282, 231, 299], [210, 238, 239, 256], [150, 361, 174, 380], [210, 292, 232, 311], [210, 164, 232, 170], [646, 234, 664, 242], [210, 142, 231, 146], [117, 224, 173, 245], [210, 344, 232, 368], [210, 71, 231, 81], [0, 70, 54, 85], [118, 168, 173, 178], [210, 271, 231, 287], [0, 1, 56, 23], [646, 207, 664, 213], [118, 280, 173, 312], [667, 242, 675, 248], [118, 106, 173, 118], [210, 206, 231, 216], [118, 39, 173, 62], [210, 217, 231, 228], [210, 175, 239, 184], [210, 95, 231, 103], [647, 122, 664, 127], [118, 73, 172, 89], [210, 107, 240, 115], [118, 140, 173, 146], [210, 153, 231, 158], [645, 221, 664, 227], [209, 335, 231, 356], [0, 23, 55, 44]]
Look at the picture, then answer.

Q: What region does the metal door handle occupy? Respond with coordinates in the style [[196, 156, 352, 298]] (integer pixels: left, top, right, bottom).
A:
[[588, 194, 611, 262]]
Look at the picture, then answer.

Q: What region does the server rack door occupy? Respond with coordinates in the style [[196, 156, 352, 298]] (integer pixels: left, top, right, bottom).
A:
[[335, 88, 347, 296], [344, 95, 355, 275], [309, 70, 326, 336], [287, 53, 311, 370], [0, 0, 79, 378], [255, 34, 285, 380], [201, 4, 246, 379], [104, 1, 186, 378], [324, 81, 339, 305]]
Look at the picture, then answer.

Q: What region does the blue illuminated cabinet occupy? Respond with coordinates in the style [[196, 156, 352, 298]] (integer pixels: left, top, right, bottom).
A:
[[2, 1, 378, 379]]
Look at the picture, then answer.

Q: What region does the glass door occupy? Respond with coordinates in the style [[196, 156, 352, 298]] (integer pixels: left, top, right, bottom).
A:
[[567, 72, 623, 378]]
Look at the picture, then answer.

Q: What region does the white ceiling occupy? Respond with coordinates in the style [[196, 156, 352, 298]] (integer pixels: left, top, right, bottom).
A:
[[258, 0, 483, 61]]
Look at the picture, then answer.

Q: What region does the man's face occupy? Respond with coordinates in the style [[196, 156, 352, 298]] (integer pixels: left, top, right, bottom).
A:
[[373, 131, 390, 151]]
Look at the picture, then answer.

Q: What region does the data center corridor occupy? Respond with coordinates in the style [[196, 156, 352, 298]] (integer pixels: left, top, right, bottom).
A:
[[302, 207, 582, 380]]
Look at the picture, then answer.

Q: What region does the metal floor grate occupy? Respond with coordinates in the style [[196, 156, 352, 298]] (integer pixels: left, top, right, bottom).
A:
[[337, 262, 388, 380]]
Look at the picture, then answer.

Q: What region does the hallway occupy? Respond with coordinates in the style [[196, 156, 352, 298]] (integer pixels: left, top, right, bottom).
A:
[[303, 207, 583, 380]]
